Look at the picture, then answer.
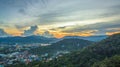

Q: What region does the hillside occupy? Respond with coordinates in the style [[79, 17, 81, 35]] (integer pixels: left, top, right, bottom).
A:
[[7, 33, 120, 67], [36, 33, 120, 67], [92, 55, 120, 67], [29, 38, 93, 56], [43, 34, 120, 67]]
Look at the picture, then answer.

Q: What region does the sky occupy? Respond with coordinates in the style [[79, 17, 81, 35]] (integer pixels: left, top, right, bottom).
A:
[[0, 0, 120, 38]]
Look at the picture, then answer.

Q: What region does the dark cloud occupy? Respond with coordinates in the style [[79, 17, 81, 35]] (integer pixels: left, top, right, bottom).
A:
[[0, 0, 120, 36], [36, 0, 119, 23], [62, 20, 120, 35], [99, 4, 120, 18], [40, 0, 48, 7], [15, 21, 39, 29], [57, 26, 67, 29], [22, 25, 38, 36], [42, 31, 54, 38], [0, 28, 11, 37], [0, 21, 13, 29], [50, 26, 67, 31], [36, 4, 120, 25], [18, 8, 26, 15]]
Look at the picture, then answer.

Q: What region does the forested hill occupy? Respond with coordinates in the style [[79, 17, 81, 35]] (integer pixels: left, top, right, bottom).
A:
[[51, 38, 93, 50], [29, 38, 93, 55], [37, 33, 120, 67], [92, 55, 120, 67]]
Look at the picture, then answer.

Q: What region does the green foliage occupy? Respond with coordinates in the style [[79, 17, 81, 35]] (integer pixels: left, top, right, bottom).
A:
[[29, 38, 93, 56], [39, 33, 120, 67], [92, 55, 120, 67]]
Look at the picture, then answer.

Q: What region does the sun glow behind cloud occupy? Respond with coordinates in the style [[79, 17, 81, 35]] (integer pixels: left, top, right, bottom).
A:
[[1, 14, 120, 38], [0, 0, 120, 38]]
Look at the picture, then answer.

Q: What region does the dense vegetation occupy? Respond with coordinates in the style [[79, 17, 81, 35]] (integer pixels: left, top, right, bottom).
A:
[[6, 33, 120, 67], [92, 55, 120, 67], [29, 38, 93, 56]]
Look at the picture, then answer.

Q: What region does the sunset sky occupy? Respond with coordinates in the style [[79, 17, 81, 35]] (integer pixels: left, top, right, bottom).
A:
[[0, 0, 120, 38]]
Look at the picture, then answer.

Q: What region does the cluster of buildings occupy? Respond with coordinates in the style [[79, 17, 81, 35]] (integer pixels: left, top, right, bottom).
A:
[[0, 51, 40, 66], [0, 44, 69, 66], [0, 44, 43, 66], [41, 51, 70, 62]]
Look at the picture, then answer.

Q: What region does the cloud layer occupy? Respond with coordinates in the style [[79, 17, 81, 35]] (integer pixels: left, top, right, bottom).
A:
[[42, 31, 54, 38], [0, 29, 11, 37], [0, 0, 120, 37], [22, 25, 38, 36]]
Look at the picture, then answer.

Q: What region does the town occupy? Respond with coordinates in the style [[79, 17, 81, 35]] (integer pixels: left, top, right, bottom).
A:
[[0, 44, 69, 67]]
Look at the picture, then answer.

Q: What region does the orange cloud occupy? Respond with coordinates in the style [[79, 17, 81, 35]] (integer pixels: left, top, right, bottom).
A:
[[106, 31, 120, 36], [50, 30, 95, 38], [4, 28, 23, 36], [4, 28, 97, 38]]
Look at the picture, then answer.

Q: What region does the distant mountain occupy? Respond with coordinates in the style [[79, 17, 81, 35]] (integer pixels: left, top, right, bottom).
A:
[[29, 38, 93, 55], [63, 35, 107, 42], [50, 35, 107, 44], [0, 35, 106, 45], [0, 35, 107, 45], [0, 35, 57, 45]]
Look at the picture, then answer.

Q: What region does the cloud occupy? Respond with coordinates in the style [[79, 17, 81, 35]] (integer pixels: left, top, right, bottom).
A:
[[99, 4, 120, 18], [0, 0, 120, 37], [0, 28, 11, 37], [1, 0, 120, 27], [18, 8, 26, 15], [32, 0, 120, 26], [22, 25, 38, 36], [42, 31, 54, 38], [50, 26, 67, 31], [62, 20, 120, 35]]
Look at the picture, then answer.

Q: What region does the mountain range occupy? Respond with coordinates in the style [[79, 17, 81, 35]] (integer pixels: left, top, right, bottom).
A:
[[62, 35, 107, 42], [0, 35, 57, 45], [0, 35, 107, 45]]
